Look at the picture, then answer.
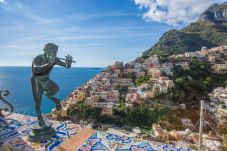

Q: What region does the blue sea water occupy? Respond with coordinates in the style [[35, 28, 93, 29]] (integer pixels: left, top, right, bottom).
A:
[[0, 67, 102, 116]]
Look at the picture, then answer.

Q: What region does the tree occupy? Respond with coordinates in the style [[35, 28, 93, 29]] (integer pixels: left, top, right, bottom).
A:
[[175, 77, 185, 85], [113, 103, 168, 127], [68, 101, 101, 120], [135, 76, 150, 86]]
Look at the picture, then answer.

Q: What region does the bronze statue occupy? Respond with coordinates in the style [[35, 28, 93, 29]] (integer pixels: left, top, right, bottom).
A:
[[29, 43, 74, 141]]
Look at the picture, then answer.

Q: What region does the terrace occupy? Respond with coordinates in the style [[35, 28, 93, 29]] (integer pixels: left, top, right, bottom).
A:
[[1, 113, 190, 151]]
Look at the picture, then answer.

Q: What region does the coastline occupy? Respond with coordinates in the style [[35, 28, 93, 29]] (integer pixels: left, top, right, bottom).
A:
[[0, 67, 103, 116]]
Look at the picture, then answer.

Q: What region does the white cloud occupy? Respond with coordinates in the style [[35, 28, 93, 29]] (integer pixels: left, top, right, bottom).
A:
[[134, 0, 224, 26], [0, 0, 6, 4]]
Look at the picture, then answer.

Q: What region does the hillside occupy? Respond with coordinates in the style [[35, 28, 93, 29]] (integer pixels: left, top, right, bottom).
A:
[[143, 2, 227, 57]]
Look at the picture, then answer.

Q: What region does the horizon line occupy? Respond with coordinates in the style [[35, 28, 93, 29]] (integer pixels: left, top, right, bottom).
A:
[[0, 65, 106, 68]]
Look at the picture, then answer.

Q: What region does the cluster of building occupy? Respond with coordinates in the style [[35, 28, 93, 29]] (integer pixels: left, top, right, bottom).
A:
[[56, 55, 176, 117], [150, 122, 224, 151], [170, 45, 227, 74], [53, 46, 227, 119], [205, 87, 227, 130]]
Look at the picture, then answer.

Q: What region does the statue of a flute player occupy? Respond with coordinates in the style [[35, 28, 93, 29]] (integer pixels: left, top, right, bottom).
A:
[[29, 43, 75, 141]]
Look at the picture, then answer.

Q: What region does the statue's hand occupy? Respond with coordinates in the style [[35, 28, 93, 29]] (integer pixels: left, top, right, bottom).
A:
[[65, 55, 73, 68]]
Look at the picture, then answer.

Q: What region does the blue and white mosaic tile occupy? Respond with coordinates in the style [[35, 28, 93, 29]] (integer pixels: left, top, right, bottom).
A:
[[77, 131, 192, 151], [0, 113, 81, 151], [1, 114, 192, 151]]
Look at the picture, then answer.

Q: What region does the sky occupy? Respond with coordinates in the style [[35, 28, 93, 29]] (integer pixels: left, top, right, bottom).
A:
[[0, 0, 225, 67]]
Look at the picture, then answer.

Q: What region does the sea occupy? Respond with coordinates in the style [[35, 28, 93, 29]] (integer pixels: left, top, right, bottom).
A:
[[0, 67, 103, 116]]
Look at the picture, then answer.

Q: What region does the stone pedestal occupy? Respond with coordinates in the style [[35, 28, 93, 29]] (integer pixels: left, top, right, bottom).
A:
[[28, 119, 55, 142]]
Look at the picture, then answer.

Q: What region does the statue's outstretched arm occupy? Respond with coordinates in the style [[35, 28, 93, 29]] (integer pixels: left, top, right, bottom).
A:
[[55, 58, 68, 68]]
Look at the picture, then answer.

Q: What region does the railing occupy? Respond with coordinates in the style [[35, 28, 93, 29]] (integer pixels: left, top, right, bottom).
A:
[[0, 90, 13, 117]]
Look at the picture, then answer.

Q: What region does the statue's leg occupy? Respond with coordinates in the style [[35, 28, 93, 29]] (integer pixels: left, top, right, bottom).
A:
[[45, 95, 62, 111], [44, 79, 62, 111], [31, 76, 45, 126]]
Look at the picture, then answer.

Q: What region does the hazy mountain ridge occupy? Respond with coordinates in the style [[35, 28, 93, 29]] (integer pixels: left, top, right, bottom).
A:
[[143, 2, 227, 57]]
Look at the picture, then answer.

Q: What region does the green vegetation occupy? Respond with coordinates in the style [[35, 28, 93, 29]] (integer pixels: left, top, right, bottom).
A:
[[158, 108, 199, 131], [68, 101, 168, 127], [67, 101, 102, 120], [143, 3, 227, 57], [183, 20, 227, 46], [113, 103, 168, 127], [143, 29, 215, 56], [56, 112, 64, 121], [220, 146, 227, 151], [135, 75, 150, 86], [171, 59, 227, 104]]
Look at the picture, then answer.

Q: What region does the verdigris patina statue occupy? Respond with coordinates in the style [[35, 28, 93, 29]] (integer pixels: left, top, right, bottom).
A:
[[29, 43, 74, 141]]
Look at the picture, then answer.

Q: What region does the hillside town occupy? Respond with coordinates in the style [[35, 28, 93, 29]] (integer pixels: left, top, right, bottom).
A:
[[49, 45, 227, 150], [57, 54, 175, 117]]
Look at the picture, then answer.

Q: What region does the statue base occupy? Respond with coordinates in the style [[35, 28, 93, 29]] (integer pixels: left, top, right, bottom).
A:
[[28, 119, 55, 142]]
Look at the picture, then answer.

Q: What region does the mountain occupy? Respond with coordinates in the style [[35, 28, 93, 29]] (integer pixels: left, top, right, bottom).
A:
[[143, 2, 227, 57]]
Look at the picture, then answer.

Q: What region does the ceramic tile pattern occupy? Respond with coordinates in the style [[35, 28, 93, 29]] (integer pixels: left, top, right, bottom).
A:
[[77, 131, 191, 151], [0, 113, 81, 151], [1, 114, 191, 151]]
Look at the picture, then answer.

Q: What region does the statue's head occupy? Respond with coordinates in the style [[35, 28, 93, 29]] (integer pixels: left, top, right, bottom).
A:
[[43, 43, 58, 64]]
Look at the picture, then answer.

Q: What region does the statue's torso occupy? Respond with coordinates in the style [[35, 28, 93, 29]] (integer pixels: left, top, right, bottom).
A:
[[32, 54, 54, 76]]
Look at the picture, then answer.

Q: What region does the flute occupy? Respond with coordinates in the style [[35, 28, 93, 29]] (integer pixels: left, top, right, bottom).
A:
[[57, 57, 76, 63]]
